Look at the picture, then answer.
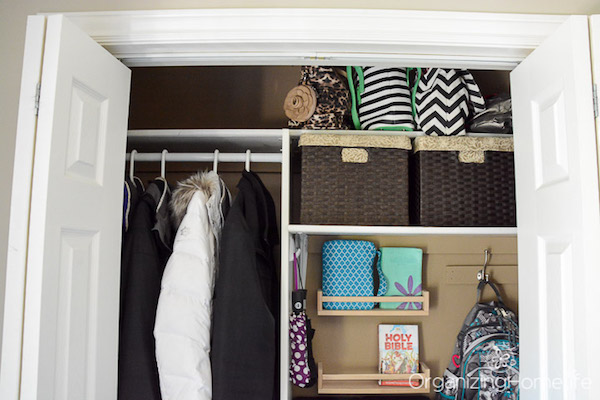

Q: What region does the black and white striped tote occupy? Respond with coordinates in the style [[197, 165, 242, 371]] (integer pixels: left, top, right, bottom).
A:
[[347, 67, 415, 131], [414, 69, 486, 136]]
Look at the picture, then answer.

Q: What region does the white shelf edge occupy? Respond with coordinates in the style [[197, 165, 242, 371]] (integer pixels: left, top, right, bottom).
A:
[[125, 152, 282, 163], [289, 130, 512, 138], [288, 225, 518, 236], [127, 128, 511, 139], [127, 129, 284, 139]]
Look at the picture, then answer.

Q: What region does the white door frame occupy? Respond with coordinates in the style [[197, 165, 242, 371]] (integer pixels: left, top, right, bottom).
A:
[[55, 9, 567, 69], [2, 8, 595, 400]]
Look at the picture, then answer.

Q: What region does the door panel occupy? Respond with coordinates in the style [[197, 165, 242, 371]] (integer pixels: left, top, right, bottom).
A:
[[511, 15, 600, 399], [591, 15, 600, 185], [20, 15, 130, 400], [0, 15, 47, 400]]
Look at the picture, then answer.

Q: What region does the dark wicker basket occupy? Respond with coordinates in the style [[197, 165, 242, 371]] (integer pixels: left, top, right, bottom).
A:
[[300, 134, 411, 226], [410, 136, 516, 227]]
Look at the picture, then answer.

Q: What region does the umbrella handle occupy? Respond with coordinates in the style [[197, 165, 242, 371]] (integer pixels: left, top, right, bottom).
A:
[[292, 289, 307, 314], [293, 252, 299, 291]]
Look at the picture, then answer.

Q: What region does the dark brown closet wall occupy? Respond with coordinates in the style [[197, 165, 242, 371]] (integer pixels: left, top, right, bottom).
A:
[[128, 67, 510, 130], [128, 66, 300, 129], [471, 70, 511, 97]]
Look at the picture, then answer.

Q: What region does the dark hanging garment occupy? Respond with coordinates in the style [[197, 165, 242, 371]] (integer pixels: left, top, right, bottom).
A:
[[247, 171, 280, 399], [123, 183, 130, 235], [123, 176, 144, 238], [212, 171, 279, 400], [219, 178, 232, 223], [119, 178, 173, 400]]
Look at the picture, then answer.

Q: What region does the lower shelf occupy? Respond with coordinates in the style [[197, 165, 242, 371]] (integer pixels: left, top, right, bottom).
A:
[[318, 362, 431, 394]]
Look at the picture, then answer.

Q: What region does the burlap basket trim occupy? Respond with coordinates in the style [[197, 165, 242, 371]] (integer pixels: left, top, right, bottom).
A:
[[458, 151, 486, 163], [299, 133, 412, 150], [413, 136, 514, 153], [341, 148, 369, 163], [414, 136, 513, 164]]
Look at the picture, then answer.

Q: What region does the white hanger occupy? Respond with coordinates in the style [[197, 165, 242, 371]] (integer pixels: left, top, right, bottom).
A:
[[213, 149, 219, 173], [245, 149, 251, 172], [161, 149, 168, 179], [129, 149, 137, 182]]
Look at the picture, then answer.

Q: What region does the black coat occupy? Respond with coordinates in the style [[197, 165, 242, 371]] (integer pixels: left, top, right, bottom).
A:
[[119, 179, 173, 400], [211, 171, 279, 400], [122, 176, 144, 239]]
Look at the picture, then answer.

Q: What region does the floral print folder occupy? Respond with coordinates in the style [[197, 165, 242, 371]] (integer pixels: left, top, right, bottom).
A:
[[379, 247, 423, 310]]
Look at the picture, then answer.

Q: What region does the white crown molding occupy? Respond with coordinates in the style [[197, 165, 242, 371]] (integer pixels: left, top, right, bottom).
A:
[[54, 8, 569, 68]]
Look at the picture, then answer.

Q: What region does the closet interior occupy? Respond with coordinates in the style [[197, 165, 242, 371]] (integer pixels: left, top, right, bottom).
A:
[[124, 66, 518, 399]]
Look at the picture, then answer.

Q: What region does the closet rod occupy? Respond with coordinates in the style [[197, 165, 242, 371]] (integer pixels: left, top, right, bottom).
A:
[[125, 152, 282, 163]]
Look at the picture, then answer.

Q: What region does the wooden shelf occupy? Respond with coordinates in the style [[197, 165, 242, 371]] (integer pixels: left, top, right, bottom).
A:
[[318, 362, 431, 394], [317, 290, 430, 316], [288, 224, 517, 236]]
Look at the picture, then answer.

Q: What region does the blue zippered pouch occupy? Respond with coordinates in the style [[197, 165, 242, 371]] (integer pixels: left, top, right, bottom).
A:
[[322, 240, 376, 310]]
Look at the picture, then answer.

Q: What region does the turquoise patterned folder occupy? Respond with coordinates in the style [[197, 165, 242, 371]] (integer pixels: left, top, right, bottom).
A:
[[378, 247, 423, 310], [322, 240, 376, 310]]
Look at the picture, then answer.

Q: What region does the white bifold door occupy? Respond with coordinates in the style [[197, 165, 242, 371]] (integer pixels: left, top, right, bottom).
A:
[[0, 14, 131, 400], [591, 15, 600, 173], [511, 15, 600, 399]]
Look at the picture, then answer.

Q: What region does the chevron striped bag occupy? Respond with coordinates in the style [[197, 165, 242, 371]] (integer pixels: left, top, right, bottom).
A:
[[347, 67, 417, 131], [413, 69, 486, 136]]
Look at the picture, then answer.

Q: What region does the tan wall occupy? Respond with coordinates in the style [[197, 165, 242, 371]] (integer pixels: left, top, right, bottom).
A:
[[294, 235, 518, 398], [1, 0, 599, 369]]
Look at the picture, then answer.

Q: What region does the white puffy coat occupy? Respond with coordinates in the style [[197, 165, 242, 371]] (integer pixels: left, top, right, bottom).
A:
[[154, 172, 228, 400]]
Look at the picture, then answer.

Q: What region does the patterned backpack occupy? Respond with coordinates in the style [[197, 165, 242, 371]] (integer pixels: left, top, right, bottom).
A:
[[436, 281, 519, 400], [285, 66, 352, 130], [414, 69, 486, 136]]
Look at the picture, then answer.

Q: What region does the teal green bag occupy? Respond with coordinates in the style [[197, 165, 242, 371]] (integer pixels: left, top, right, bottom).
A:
[[378, 247, 423, 310]]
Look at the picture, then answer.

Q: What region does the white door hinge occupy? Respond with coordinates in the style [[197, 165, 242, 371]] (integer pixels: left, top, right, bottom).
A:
[[593, 83, 598, 119], [34, 82, 41, 116]]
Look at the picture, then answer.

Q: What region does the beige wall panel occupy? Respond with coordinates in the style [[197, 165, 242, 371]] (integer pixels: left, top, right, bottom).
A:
[[293, 235, 518, 398]]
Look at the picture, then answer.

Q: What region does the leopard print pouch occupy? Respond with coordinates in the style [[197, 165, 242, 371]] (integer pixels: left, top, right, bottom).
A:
[[287, 66, 351, 129]]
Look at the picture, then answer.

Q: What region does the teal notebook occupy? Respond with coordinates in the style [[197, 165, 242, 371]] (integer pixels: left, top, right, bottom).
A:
[[378, 248, 423, 310]]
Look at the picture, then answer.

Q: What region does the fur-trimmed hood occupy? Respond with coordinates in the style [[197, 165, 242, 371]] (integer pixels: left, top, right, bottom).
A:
[[170, 171, 220, 229], [155, 169, 231, 400]]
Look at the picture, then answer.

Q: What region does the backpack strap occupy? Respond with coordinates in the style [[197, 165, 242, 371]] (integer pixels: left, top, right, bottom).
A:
[[406, 67, 421, 121], [346, 66, 365, 130], [476, 280, 505, 305], [458, 69, 486, 116]]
